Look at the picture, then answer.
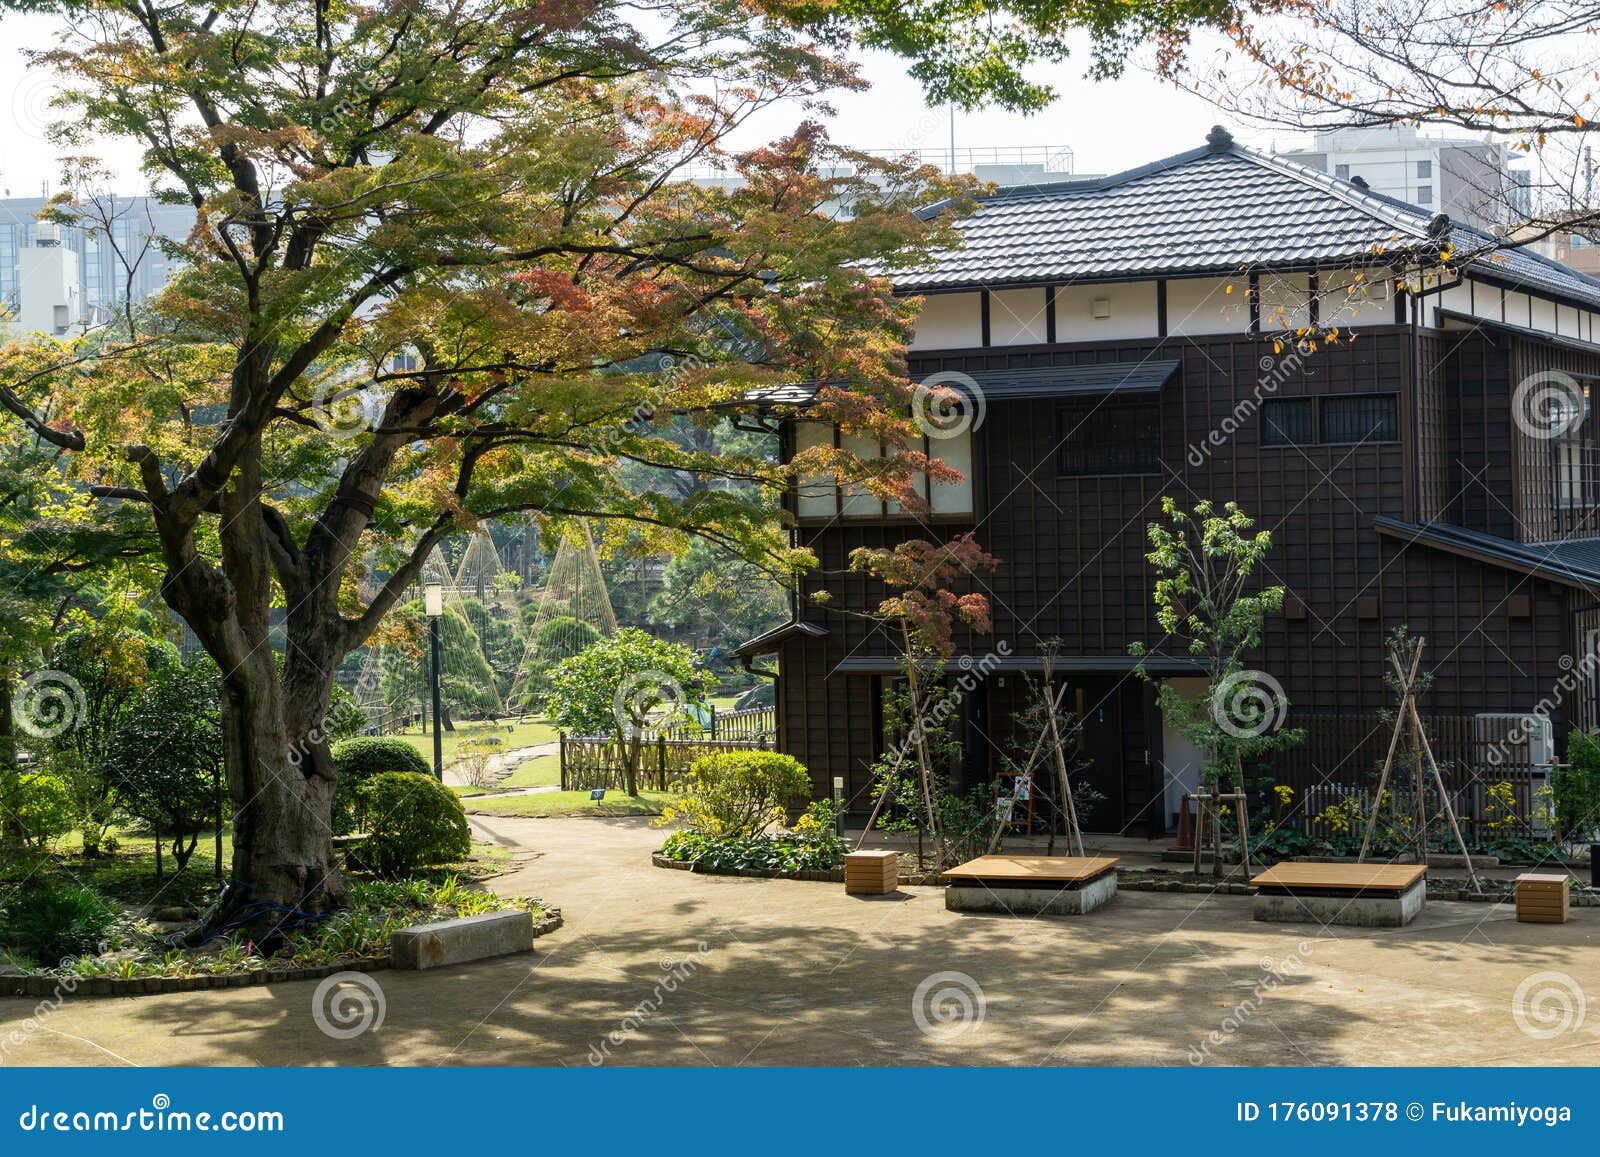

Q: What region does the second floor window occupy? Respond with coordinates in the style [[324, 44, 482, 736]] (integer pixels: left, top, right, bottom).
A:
[[1261, 393, 1399, 447], [1057, 399, 1161, 475], [1261, 398, 1314, 446], [793, 420, 974, 520], [1556, 385, 1594, 509], [1322, 395, 1399, 443]]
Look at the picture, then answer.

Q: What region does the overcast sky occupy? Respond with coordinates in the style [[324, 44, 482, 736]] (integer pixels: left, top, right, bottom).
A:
[[1, 16, 1300, 198]]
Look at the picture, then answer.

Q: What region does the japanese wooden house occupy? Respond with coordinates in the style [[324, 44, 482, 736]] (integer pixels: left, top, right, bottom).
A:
[[738, 127, 1600, 838]]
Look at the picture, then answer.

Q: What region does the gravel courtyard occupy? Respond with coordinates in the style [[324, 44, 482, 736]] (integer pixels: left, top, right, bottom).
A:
[[4, 816, 1598, 1067]]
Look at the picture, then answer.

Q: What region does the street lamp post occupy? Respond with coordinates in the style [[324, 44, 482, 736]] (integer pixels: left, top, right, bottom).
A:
[[423, 582, 445, 781]]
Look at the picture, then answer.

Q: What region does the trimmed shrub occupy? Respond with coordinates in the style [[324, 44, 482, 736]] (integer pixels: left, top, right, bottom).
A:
[[657, 751, 811, 837], [0, 878, 116, 967], [353, 772, 472, 877], [331, 738, 432, 835], [0, 771, 77, 848], [659, 799, 847, 873], [659, 829, 846, 874]]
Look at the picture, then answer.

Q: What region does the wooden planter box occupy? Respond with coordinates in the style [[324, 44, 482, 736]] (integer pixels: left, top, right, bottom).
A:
[[844, 850, 899, 895], [1516, 873, 1571, 924]]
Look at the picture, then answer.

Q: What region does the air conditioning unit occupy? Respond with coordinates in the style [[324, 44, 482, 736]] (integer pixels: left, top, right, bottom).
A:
[[1474, 712, 1555, 766]]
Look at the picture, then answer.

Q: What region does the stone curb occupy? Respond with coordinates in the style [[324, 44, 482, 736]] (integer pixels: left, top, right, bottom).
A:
[[0, 910, 563, 1000]]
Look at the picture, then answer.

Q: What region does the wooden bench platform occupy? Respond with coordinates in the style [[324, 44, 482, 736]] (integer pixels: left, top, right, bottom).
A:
[[943, 855, 1119, 916], [1251, 862, 1427, 927]]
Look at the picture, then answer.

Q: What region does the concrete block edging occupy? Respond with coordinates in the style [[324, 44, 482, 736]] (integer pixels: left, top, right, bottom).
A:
[[0, 911, 562, 1000]]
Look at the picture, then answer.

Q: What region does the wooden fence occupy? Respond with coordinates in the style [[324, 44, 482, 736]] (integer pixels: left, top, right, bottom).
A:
[[1267, 713, 1548, 839], [559, 734, 769, 792], [659, 705, 776, 744]]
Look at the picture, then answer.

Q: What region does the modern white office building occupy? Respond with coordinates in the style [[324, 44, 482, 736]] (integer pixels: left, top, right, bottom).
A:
[[0, 194, 195, 337], [1277, 126, 1529, 230]]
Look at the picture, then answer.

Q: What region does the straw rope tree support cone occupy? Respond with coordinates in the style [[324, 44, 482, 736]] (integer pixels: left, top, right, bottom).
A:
[[1356, 635, 1482, 894]]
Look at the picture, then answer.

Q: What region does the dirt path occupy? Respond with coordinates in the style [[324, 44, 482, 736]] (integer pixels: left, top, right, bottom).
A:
[[5, 817, 1599, 1067]]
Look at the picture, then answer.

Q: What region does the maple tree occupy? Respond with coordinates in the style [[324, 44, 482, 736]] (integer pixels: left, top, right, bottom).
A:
[[849, 533, 999, 863], [0, 0, 991, 936]]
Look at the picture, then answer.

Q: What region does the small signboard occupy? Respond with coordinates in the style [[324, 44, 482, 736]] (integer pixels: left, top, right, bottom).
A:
[[590, 788, 607, 800]]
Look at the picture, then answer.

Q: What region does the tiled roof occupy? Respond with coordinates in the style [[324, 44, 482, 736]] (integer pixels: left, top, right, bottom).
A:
[[1374, 516, 1600, 591], [944, 359, 1179, 400], [742, 359, 1176, 409], [734, 618, 829, 659], [827, 654, 1207, 676], [895, 132, 1600, 312], [1436, 309, 1600, 360]]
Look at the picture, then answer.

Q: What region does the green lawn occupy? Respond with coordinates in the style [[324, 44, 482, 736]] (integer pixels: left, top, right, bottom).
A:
[[388, 716, 558, 767], [500, 752, 559, 789], [461, 789, 672, 818], [452, 752, 560, 796]]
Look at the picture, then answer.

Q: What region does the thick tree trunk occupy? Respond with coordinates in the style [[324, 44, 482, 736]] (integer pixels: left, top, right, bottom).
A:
[[208, 657, 348, 943]]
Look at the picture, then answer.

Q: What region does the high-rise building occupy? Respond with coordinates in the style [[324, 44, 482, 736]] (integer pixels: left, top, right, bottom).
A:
[[1278, 126, 1527, 231], [0, 194, 195, 336]]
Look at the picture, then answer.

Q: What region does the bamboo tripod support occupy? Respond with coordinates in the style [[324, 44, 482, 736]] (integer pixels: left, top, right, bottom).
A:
[[1356, 639, 1482, 894], [985, 671, 1085, 857], [1190, 792, 1252, 879]]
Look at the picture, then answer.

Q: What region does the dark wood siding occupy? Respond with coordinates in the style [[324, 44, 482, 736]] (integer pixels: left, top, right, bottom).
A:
[[775, 323, 1590, 832]]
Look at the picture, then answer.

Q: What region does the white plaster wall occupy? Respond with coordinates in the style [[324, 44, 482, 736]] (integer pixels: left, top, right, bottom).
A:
[[1259, 272, 1311, 333], [929, 430, 974, 514], [1160, 677, 1212, 831], [1437, 280, 1473, 319], [793, 421, 834, 519], [1467, 279, 1502, 321], [1321, 269, 1394, 327], [838, 431, 883, 515], [1166, 276, 1251, 335], [908, 291, 983, 350], [1053, 281, 1160, 341], [1531, 295, 1558, 334], [1505, 290, 1534, 328], [988, 287, 1048, 346]]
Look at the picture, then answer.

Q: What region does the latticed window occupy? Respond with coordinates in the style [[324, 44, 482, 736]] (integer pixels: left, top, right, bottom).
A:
[[1261, 398, 1313, 446], [1555, 386, 1593, 509], [1321, 395, 1398, 444]]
